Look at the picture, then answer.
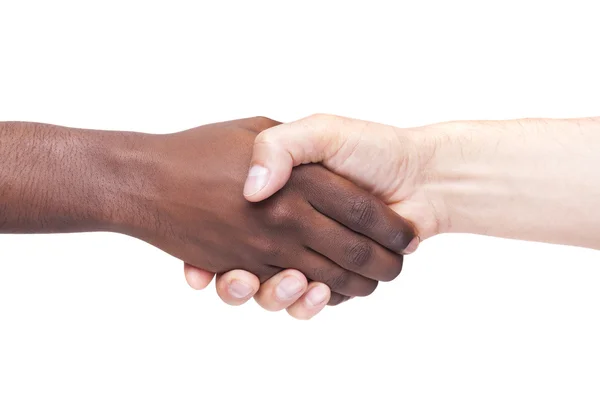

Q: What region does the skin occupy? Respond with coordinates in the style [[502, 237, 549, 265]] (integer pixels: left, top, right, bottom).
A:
[[0, 117, 416, 306], [190, 114, 600, 319]]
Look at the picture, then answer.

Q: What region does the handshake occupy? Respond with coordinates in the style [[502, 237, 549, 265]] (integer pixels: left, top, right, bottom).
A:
[[2, 114, 598, 319], [178, 116, 422, 318]]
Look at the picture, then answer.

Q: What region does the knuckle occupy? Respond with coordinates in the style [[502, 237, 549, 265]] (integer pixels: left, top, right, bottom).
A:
[[308, 113, 331, 122], [348, 197, 377, 229], [308, 113, 339, 126], [309, 266, 327, 285], [347, 240, 374, 268], [254, 130, 271, 144], [327, 272, 350, 292], [266, 202, 296, 227], [253, 129, 282, 151]]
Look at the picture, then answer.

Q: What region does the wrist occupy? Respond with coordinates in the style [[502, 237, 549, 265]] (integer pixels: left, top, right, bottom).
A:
[[421, 120, 513, 236], [84, 129, 164, 237]]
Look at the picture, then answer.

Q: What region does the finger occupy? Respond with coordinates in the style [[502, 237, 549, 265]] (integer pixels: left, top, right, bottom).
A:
[[286, 282, 331, 320], [252, 264, 284, 284], [298, 249, 378, 297], [301, 164, 417, 254], [183, 262, 215, 290], [214, 270, 261, 306], [253, 269, 308, 312], [305, 210, 404, 282], [328, 292, 350, 306], [243, 115, 347, 202]]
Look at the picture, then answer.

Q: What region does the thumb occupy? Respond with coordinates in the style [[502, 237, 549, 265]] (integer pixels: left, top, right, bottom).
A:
[[183, 263, 215, 290], [243, 115, 342, 202]]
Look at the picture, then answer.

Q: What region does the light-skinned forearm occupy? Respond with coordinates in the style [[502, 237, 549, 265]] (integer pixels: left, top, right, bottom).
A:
[[423, 117, 600, 249]]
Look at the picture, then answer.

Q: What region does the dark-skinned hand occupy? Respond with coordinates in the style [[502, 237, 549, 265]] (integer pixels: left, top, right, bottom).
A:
[[130, 117, 416, 304]]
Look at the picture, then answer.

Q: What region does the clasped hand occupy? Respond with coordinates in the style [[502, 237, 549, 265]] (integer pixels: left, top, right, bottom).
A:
[[144, 117, 416, 315]]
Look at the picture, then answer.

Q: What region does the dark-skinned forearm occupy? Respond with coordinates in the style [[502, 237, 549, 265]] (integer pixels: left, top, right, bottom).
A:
[[0, 122, 157, 235]]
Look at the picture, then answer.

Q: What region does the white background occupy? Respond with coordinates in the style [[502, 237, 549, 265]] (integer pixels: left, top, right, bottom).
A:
[[1, 1, 599, 399]]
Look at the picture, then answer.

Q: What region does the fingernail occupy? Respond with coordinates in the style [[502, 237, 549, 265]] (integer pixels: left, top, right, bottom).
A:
[[404, 237, 420, 255], [305, 286, 328, 307], [243, 165, 270, 196], [275, 276, 304, 300], [228, 279, 253, 299]]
